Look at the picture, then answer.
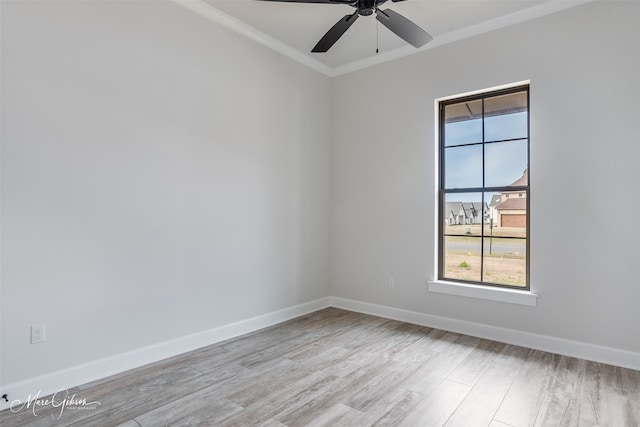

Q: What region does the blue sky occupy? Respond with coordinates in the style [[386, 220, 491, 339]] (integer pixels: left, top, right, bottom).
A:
[[444, 111, 528, 193]]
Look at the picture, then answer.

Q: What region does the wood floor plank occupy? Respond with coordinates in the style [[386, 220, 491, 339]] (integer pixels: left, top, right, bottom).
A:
[[1, 308, 637, 427], [275, 358, 393, 425], [15, 366, 206, 427], [65, 366, 215, 427], [444, 360, 521, 427], [534, 396, 582, 427], [268, 372, 350, 424], [370, 388, 426, 426], [320, 346, 391, 378], [213, 359, 304, 407], [327, 318, 406, 351], [492, 344, 532, 367], [396, 379, 471, 427], [418, 330, 464, 353], [342, 358, 426, 411], [390, 334, 448, 363], [259, 418, 288, 427], [227, 367, 329, 410], [575, 361, 640, 426], [493, 350, 558, 426], [215, 370, 338, 425], [533, 356, 586, 427], [285, 340, 346, 362], [399, 334, 481, 396], [322, 322, 437, 380], [233, 319, 363, 369], [447, 339, 507, 386], [548, 355, 586, 397], [355, 321, 436, 357], [380, 328, 431, 360], [134, 389, 243, 426], [304, 403, 368, 427]]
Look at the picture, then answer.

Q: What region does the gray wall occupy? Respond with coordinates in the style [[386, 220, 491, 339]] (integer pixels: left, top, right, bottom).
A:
[[330, 1, 640, 353], [1, 0, 330, 385], [2, 0, 638, 393]]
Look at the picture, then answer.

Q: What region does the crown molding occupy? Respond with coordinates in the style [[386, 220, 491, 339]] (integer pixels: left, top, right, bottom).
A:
[[173, 0, 335, 76]]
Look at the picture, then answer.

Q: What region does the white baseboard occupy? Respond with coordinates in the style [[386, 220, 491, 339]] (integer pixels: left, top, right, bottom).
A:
[[329, 296, 640, 371], [0, 297, 330, 412], [3, 294, 637, 413]]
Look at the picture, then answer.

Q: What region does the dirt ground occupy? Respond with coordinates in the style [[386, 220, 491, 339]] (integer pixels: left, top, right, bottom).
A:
[[444, 252, 526, 286]]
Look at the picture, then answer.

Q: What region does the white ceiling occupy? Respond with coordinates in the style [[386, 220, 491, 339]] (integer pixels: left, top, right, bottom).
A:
[[176, 0, 593, 76]]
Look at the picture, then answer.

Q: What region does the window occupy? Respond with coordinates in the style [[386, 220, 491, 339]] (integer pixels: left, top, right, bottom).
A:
[[438, 85, 529, 289]]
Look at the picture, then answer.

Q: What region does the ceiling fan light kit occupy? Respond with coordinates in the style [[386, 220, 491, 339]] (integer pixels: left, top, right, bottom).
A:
[[257, 0, 432, 53]]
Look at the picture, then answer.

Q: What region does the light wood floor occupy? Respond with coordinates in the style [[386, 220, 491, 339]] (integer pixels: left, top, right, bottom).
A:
[[2, 308, 639, 426]]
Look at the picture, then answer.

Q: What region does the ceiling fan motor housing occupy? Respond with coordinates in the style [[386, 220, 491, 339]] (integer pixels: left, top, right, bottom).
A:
[[358, 0, 377, 16]]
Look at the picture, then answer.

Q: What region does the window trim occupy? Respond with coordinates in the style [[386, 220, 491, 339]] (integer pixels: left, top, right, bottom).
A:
[[435, 82, 531, 291], [428, 279, 537, 306]]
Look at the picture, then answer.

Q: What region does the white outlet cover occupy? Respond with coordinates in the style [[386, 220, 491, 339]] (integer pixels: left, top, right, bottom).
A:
[[31, 325, 46, 344]]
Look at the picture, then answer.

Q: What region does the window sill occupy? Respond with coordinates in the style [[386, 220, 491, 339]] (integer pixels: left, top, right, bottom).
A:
[[428, 280, 537, 306]]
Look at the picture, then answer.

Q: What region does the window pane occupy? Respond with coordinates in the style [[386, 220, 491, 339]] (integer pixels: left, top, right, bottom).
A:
[[484, 140, 528, 187], [484, 192, 500, 237], [485, 191, 528, 238], [443, 236, 481, 282], [444, 193, 484, 236], [484, 91, 527, 142], [444, 99, 482, 146], [482, 237, 526, 286], [444, 145, 482, 189], [484, 111, 527, 142], [494, 191, 528, 237]]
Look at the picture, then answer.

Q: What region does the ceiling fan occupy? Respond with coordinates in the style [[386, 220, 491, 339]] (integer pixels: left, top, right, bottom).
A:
[[257, 0, 433, 53]]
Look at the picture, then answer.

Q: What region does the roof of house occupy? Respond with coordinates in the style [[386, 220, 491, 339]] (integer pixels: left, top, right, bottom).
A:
[[444, 202, 464, 217], [509, 169, 528, 187], [496, 198, 526, 210], [445, 201, 487, 217], [489, 194, 502, 207]]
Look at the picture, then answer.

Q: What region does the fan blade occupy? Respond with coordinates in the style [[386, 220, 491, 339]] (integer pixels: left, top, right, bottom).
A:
[[376, 8, 432, 48], [312, 11, 359, 52]]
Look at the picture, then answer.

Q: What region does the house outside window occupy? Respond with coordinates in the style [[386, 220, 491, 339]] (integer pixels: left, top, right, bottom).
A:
[[438, 85, 529, 289]]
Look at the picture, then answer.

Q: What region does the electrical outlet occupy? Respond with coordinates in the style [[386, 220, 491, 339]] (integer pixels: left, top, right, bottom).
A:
[[31, 325, 46, 344], [388, 277, 396, 289]]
